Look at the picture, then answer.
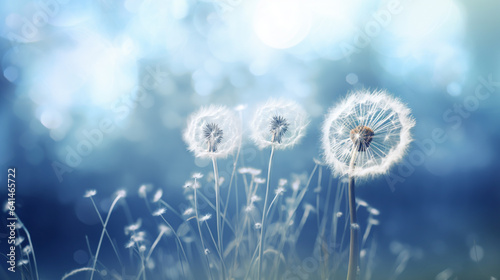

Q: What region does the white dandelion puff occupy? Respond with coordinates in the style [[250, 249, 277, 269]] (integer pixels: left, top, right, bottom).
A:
[[322, 89, 415, 178], [138, 185, 147, 198], [254, 177, 266, 184], [115, 189, 127, 198], [192, 173, 204, 179], [199, 213, 212, 222], [250, 98, 309, 150], [84, 190, 97, 198], [183, 105, 241, 158], [125, 219, 142, 234], [152, 208, 166, 216], [183, 208, 194, 216], [152, 189, 163, 203]]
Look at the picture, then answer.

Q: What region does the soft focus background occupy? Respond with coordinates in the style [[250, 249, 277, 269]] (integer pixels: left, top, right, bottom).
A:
[[1, 0, 499, 279]]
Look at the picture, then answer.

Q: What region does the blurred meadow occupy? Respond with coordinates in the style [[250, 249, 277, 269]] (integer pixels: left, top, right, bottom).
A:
[[1, 0, 500, 279]]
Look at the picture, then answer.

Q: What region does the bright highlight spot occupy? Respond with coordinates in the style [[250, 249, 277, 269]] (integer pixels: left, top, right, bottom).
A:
[[253, 0, 311, 49]]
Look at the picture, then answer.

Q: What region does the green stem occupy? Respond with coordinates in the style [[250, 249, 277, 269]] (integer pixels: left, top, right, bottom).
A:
[[347, 149, 359, 280], [258, 145, 275, 279]]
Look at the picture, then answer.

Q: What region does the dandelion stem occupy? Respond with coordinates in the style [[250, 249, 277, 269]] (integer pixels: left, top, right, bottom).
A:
[[211, 156, 226, 279], [347, 148, 359, 280], [258, 145, 275, 279], [194, 179, 214, 280]]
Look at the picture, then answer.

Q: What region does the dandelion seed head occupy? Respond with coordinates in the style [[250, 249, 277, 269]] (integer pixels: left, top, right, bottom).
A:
[[250, 195, 261, 203], [84, 190, 97, 198], [192, 173, 204, 179], [254, 177, 266, 184], [357, 199, 368, 207], [336, 212, 343, 218], [153, 208, 166, 216], [116, 189, 127, 198], [275, 187, 285, 195], [183, 208, 194, 216], [138, 185, 147, 198], [251, 98, 308, 150], [291, 179, 300, 191], [183, 105, 241, 159], [125, 219, 142, 234], [199, 213, 212, 222], [369, 207, 380, 216], [278, 178, 288, 187], [139, 245, 147, 252], [159, 224, 171, 235], [322, 89, 415, 178], [248, 168, 262, 176], [183, 181, 193, 189], [153, 189, 163, 203]]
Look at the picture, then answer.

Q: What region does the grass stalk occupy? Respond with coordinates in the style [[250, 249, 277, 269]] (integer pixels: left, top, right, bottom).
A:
[[258, 145, 275, 279]]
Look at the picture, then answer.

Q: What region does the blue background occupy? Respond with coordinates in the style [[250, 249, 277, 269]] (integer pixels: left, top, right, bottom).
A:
[[1, 0, 499, 279]]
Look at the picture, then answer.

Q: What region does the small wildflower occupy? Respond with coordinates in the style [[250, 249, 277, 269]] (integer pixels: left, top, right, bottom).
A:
[[183, 181, 193, 189], [153, 208, 166, 216], [138, 185, 147, 198], [254, 177, 266, 184], [152, 189, 163, 203], [192, 173, 204, 179], [278, 178, 288, 187], [125, 219, 142, 235], [250, 195, 261, 203], [204, 248, 210, 255], [275, 187, 285, 195], [291, 179, 300, 191], [183, 208, 194, 216], [368, 218, 380, 225], [254, 223, 262, 229], [84, 190, 97, 198], [199, 213, 212, 222], [357, 199, 368, 207], [159, 224, 172, 235], [369, 207, 380, 215], [116, 189, 127, 198], [336, 212, 343, 218], [125, 241, 135, 248]]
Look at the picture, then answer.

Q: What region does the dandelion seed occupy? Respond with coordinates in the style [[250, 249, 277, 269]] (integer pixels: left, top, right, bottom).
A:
[[159, 224, 172, 235], [249, 168, 262, 176], [254, 223, 262, 229], [275, 187, 285, 195], [183, 181, 193, 189], [322, 89, 415, 178], [183, 208, 194, 216], [204, 248, 210, 255], [139, 245, 147, 252], [131, 231, 146, 242], [369, 207, 380, 215], [152, 189, 163, 203], [199, 213, 212, 222], [251, 98, 309, 150], [153, 208, 166, 216], [84, 190, 97, 198], [238, 167, 251, 174], [357, 199, 368, 207], [15, 236, 25, 246], [125, 241, 135, 248], [204, 123, 223, 152], [125, 219, 142, 234], [115, 189, 127, 198], [270, 115, 289, 144], [291, 179, 300, 191], [245, 204, 255, 212], [251, 195, 261, 203], [368, 218, 380, 225], [192, 173, 204, 179], [336, 212, 343, 218], [138, 185, 147, 198], [278, 178, 288, 187], [351, 223, 360, 230], [183, 105, 241, 158], [22, 246, 31, 255], [18, 259, 29, 266], [254, 177, 266, 184]]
